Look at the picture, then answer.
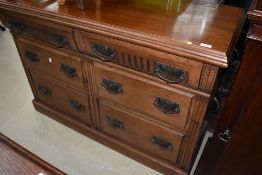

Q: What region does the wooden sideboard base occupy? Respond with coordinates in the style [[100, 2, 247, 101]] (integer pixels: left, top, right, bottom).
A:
[[32, 100, 187, 175]]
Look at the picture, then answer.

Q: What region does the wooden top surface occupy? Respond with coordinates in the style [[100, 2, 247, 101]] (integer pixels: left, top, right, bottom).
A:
[[0, 0, 243, 67], [0, 133, 66, 175]]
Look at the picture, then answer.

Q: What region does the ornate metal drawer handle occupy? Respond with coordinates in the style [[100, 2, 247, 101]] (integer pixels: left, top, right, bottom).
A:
[[151, 136, 173, 151], [91, 43, 116, 61], [101, 78, 123, 94], [24, 50, 39, 63], [37, 85, 52, 96], [60, 64, 77, 78], [154, 97, 180, 114], [47, 32, 68, 48], [105, 116, 124, 129], [69, 100, 85, 112], [10, 21, 25, 34], [155, 62, 186, 84]]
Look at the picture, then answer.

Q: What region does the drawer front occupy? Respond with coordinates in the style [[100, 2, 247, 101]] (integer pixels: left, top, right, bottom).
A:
[[94, 62, 194, 129], [74, 30, 203, 89], [17, 38, 86, 92], [99, 101, 184, 163], [31, 71, 92, 126], [3, 16, 77, 51]]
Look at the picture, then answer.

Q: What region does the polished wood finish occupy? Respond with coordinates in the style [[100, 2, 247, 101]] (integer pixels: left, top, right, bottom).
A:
[[0, 0, 243, 67], [195, 0, 262, 174], [0, 0, 244, 174], [0, 133, 66, 175]]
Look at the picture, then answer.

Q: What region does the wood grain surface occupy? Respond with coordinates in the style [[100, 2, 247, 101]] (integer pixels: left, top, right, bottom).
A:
[[0, 0, 243, 67], [0, 0, 245, 174], [0, 133, 66, 175]]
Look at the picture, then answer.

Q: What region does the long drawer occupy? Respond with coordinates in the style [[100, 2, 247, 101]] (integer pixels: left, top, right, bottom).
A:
[[2, 15, 77, 51], [17, 38, 86, 92], [99, 101, 184, 164], [30, 71, 92, 126], [74, 30, 203, 89], [94, 62, 195, 130]]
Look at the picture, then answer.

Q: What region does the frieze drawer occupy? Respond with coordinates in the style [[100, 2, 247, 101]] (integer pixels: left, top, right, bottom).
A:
[[2, 15, 77, 51], [74, 30, 203, 90]]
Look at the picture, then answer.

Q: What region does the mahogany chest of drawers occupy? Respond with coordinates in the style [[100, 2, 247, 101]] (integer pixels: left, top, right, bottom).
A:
[[0, 0, 243, 174]]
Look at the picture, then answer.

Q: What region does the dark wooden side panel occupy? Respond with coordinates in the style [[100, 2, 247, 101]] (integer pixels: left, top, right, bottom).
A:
[[217, 54, 262, 175], [213, 38, 262, 133], [195, 22, 262, 175], [0, 133, 66, 175]]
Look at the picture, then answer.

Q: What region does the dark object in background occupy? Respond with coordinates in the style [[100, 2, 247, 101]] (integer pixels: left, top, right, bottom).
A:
[[195, 1, 262, 175], [0, 25, 5, 31], [76, 0, 88, 10], [205, 0, 251, 130], [225, 0, 252, 11]]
